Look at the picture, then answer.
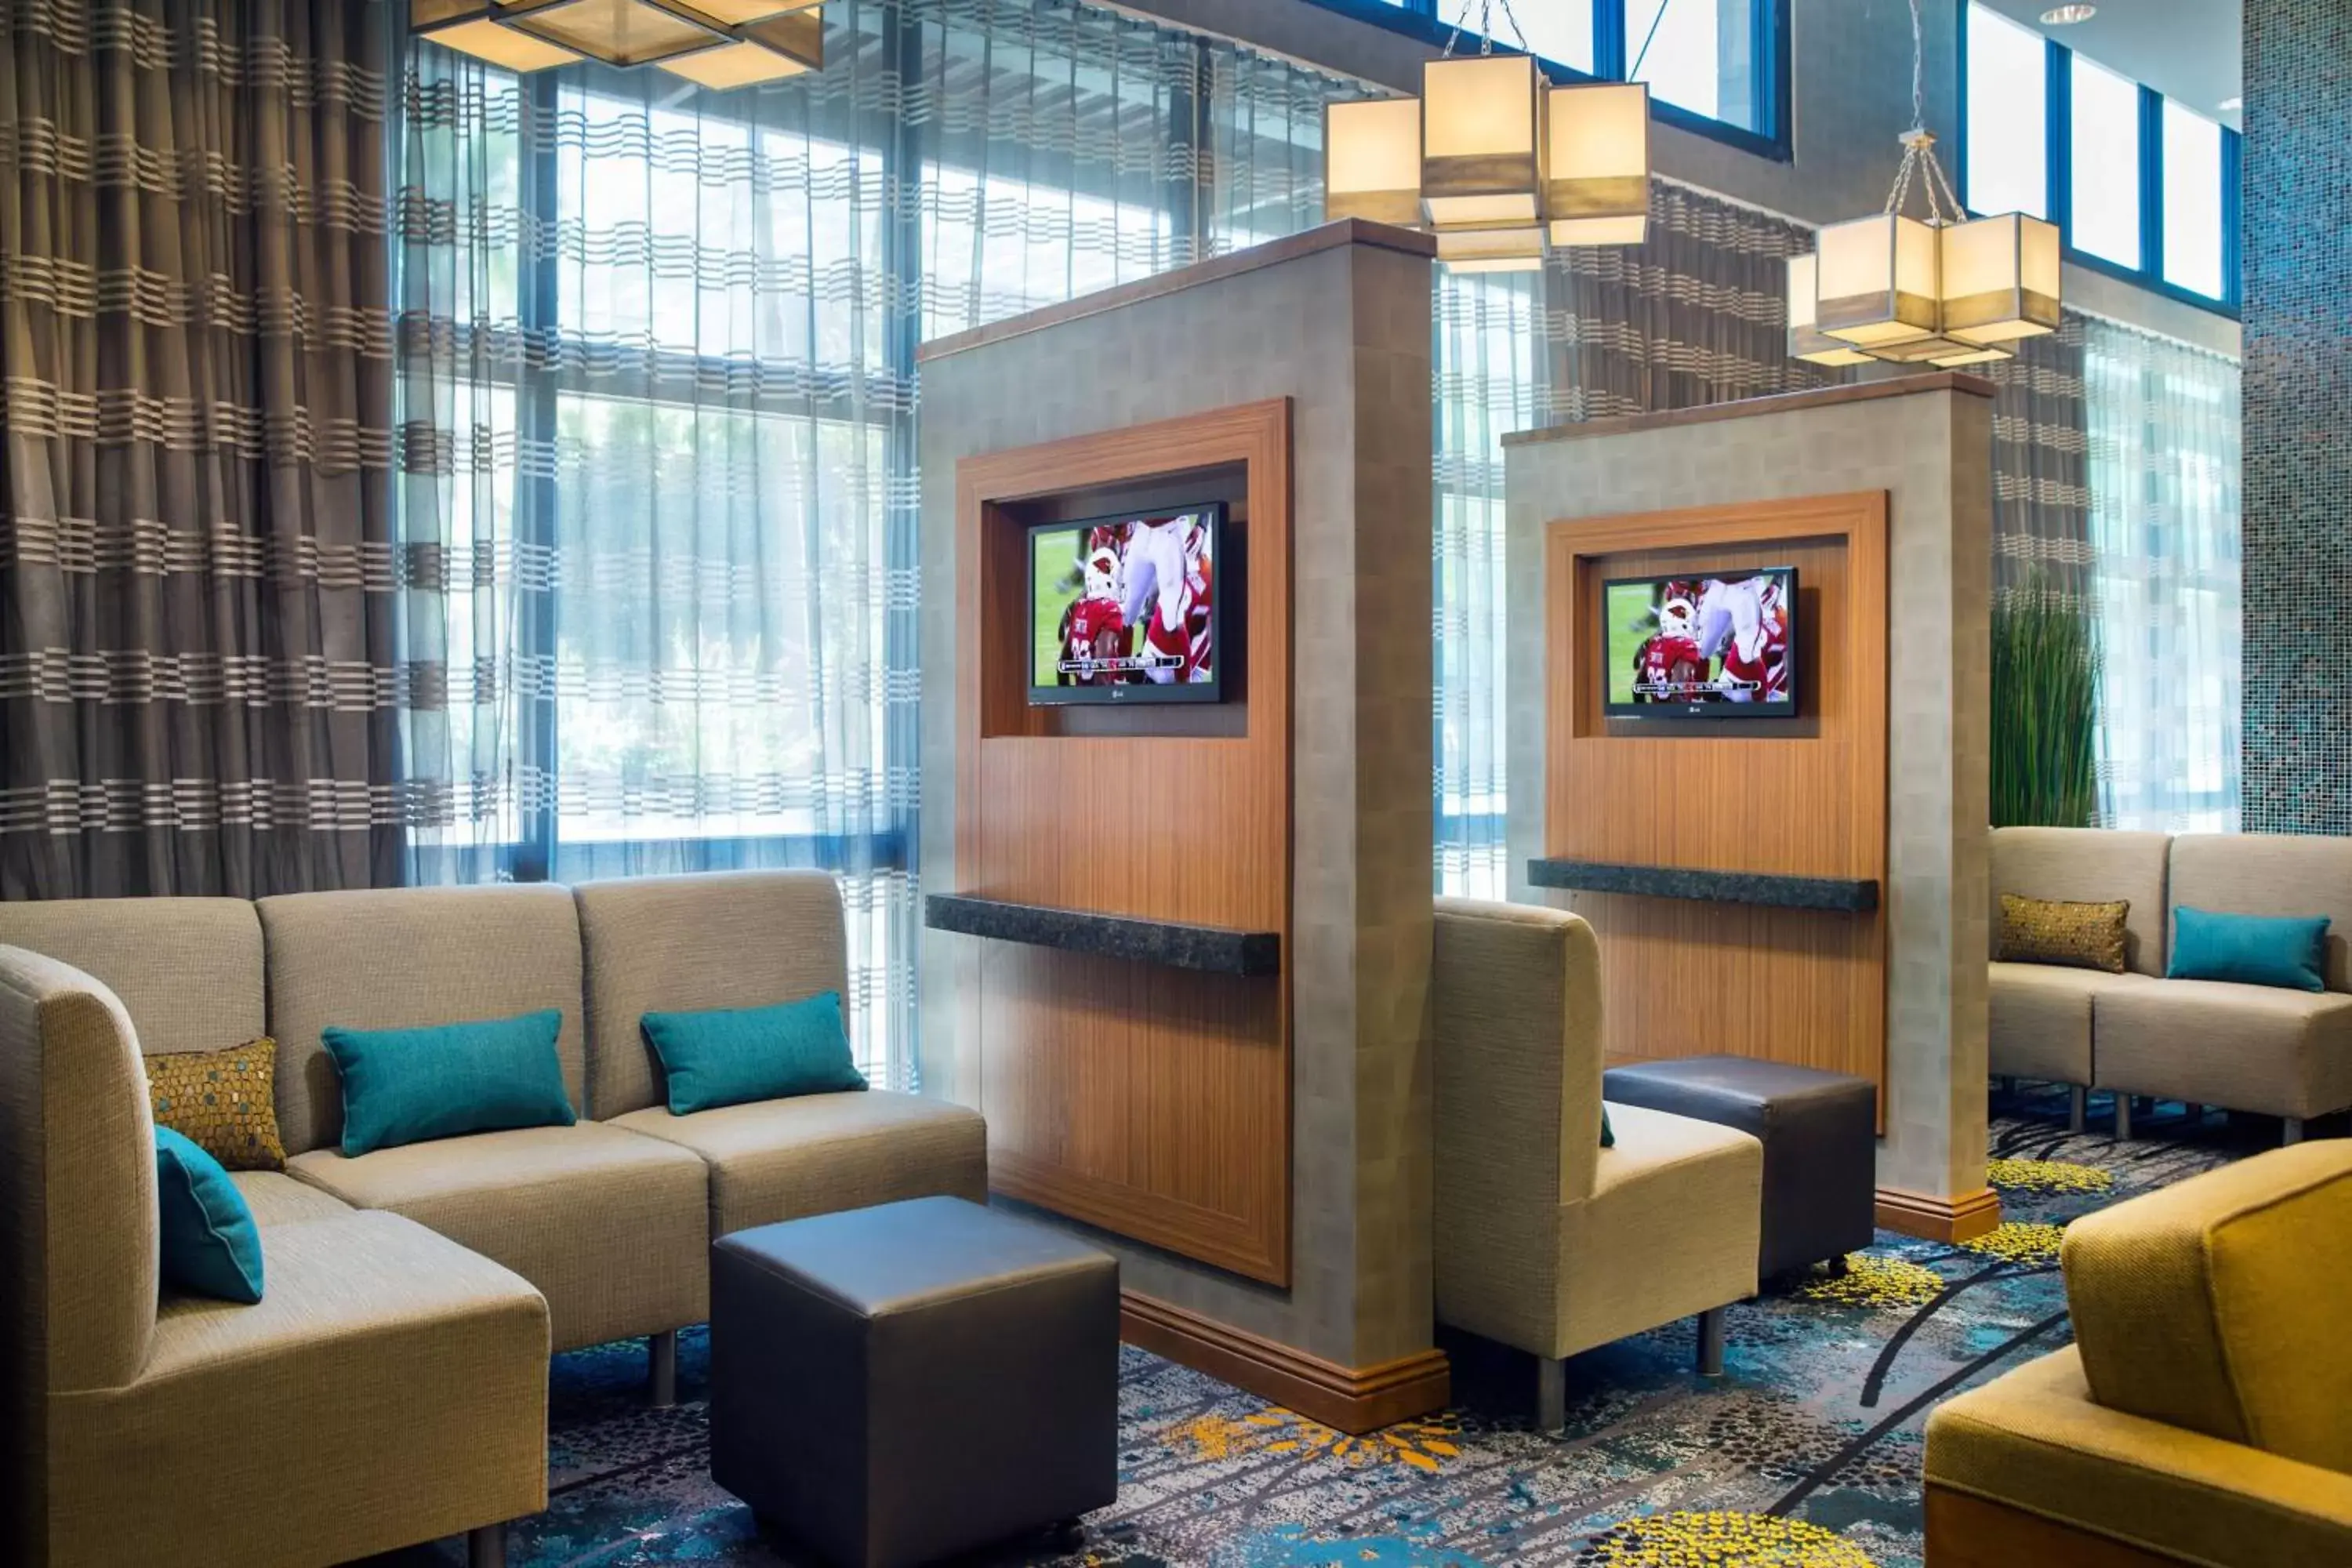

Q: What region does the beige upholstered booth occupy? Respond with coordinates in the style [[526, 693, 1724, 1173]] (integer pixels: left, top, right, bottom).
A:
[[1431, 898, 1763, 1431], [0, 930, 549, 1568], [1988, 828, 2352, 1142], [575, 870, 989, 1240], [1987, 827, 2169, 1133], [2095, 834, 2352, 1142], [0, 869, 989, 1566], [1925, 1142, 2352, 1566]]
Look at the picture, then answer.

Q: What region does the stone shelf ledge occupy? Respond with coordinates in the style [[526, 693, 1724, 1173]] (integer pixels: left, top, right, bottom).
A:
[[1526, 859, 1880, 913], [924, 894, 1281, 976]]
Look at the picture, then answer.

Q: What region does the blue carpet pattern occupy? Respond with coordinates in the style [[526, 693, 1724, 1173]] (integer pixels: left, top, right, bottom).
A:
[[377, 1097, 2272, 1568]]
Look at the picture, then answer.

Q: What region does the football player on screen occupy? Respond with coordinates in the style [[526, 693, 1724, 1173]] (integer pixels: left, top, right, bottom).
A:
[[1121, 512, 1214, 684], [1055, 536, 1128, 685], [1631, 584, 1708, 702], [1694, 574, 1790, 702]]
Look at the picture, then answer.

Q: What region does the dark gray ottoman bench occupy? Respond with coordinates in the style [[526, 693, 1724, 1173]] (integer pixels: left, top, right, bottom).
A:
[[710, 1195, 1120, 1568], [1602, 1054, 1877, 1285]]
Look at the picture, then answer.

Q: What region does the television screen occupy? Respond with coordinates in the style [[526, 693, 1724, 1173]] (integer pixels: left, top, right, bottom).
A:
[[1028, 505, 1224, 706], [1601, 567, 1798, 717]]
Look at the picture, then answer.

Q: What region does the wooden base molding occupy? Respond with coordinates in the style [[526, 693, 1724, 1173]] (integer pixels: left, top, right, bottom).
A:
[[1924, 1485, 2191, 1568], [1875, 1185, 2002, 1243], [1120, 1291, 1448, 1435]]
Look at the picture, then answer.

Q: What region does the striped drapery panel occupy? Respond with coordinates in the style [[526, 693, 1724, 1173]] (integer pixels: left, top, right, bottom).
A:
[[0, 0, 401, 898], [1983, 314, 2092, 601]]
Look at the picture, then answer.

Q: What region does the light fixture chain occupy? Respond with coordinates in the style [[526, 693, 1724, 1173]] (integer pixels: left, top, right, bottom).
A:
[[1908, 0, 1926, 132]]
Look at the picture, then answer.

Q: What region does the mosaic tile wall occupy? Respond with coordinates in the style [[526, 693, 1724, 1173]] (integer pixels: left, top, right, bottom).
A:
[[2242, 0, 2352, 833]]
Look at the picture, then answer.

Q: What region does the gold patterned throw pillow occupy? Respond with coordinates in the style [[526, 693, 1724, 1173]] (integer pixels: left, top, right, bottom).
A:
[[145, 1038, 287, 1171], [1999, 894, 2130, 975]]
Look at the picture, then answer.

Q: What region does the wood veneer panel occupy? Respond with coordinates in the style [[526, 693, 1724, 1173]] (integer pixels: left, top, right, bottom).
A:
[[1544, 493, 1889, 1112], [954, 398, 1292, 1285]]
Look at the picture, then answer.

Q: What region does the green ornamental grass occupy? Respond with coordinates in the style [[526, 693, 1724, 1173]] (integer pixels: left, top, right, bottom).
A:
[[1991, 572, 2100, 829]]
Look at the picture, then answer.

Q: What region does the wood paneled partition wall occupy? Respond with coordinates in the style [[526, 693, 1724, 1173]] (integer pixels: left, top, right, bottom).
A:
[[1544, 492, 1891, 1110], [952, 399, 1293, 1285]]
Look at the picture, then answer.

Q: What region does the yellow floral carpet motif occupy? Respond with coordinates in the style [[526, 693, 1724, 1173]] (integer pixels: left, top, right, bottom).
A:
[[1986, 1156, 2114, 1194], [1577, 1510, 1879, 1566], [1163, 1409, 1464, 1472], [1797, 1254, 1946, 1309], [1958, 1220, 2069, 1265]]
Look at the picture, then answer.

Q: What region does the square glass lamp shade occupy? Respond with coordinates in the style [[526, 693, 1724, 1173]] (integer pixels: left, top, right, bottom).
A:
[[1420, 53, 1546, 230], [1784, 256, 1875, 367], [1324, 97, 1424, 227], [414, 0, 822, 78], [1815, 212, 1940, 347], [1547, 82, 1649, 248], [1941, 212, 2061, 345]]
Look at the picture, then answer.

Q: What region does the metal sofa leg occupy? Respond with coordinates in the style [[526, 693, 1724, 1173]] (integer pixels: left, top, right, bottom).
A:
[[2114, 1094, 2132, 1142], [1537, 1355, 1566, 1434], [650, 1327, 678, 1408], [1696, 1307, 1727, 1377], [469, 1524, 507, 1568], [2067, 1085, 2086, 1135], [2284, 1117, 2305, 1147]]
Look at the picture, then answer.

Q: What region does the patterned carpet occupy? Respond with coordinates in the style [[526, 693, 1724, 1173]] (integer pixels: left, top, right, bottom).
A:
[[373, 1094, 2278, 1568]]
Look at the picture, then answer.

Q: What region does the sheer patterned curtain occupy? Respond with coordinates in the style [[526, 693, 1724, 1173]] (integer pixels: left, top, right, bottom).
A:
[[393, 0, 1339, 1085], [2082, 316, 2241, 830], [1983, 318, 2092, 598]]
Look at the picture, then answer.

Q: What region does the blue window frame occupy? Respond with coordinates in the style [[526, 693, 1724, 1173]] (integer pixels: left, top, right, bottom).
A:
[[1301, 0, 1791, 161], [1957, 1, 2239, 315]]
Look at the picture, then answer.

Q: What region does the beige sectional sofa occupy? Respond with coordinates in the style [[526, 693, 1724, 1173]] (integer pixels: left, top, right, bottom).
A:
[[0, 870, 987, 1568], [1989, 828, 2352, 1142]]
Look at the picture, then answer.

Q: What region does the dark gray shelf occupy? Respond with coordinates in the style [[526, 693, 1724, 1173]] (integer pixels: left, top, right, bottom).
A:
[[924, 894, 1280, 976], [1526, 859, 1879, 913]]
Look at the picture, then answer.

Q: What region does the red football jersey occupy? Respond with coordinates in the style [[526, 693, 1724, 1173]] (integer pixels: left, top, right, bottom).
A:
[[1058, 596, 1127, 684], [1635, 633, 1706, 700]]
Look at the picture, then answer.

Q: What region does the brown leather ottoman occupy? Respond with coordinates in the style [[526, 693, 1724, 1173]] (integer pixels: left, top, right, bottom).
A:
[[1602, 1054, 1878, 1284], [710, 1196, 1120, 1568]]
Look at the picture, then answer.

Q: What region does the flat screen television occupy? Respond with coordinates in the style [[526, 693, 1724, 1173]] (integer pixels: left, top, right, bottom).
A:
[[1601, 566, 1799, 719], [1028, 504, 1225, 706]]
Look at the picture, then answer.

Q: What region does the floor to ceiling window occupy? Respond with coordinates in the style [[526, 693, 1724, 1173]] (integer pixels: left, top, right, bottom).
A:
[[394, 0, 1339, 1085]]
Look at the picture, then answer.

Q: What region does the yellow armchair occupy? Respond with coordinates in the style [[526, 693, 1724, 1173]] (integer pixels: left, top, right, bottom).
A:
[[1925, 1142, 2352, 1566]]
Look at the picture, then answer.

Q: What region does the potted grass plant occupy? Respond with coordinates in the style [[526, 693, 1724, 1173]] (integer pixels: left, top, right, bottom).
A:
[[1990, 570, 2100, 829]]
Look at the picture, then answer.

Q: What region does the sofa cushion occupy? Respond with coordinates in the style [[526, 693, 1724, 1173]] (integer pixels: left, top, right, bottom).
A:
[[2171, 833, 2352, 993], [2063, 1142, 2352, 1474], [0, 896, 263, 1056], [154, 1127, 265, 1304], [229, 1171, 354, 1227], [2169, 906, 2330, 993], [642, 992, 868, 1116], [1998, 894, 2129, 974], [145, 1036, 287, 1171], [1552, 1102, 1762, 1359], [575, 870, 851, 1119], [1925, 1346, 2352, 1568], [48, 1210, 549, 1568], [288, 1120, 707, 1351], [258, 884, 585, 1156], [1987, 963, 2151, 1083], [1990, 827, 2172, 978], [323, 1009, 577, 1157], [2093, 978, 2352, 1119], [610, 1090, 986, 1240]]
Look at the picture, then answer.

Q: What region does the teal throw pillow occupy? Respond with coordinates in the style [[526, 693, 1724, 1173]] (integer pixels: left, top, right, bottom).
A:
[[321, 1008, 575, 1158], [2166, 906, 2331, 993], [641, 991, 869, 1116], [154, 1126, 264, 1304], [1601, 1105, 1614, 1149]]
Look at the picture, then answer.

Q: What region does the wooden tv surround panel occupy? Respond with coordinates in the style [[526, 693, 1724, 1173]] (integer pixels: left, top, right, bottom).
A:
[[947, 397, 1293, 1287], [1545, 492, 1891, 1121]]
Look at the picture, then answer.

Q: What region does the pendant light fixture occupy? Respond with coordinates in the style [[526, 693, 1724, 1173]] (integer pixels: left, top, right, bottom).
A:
[[412, 0, 826, 86], [1787, 0, 2059, 368], [1325, 0, 1651, 270]]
